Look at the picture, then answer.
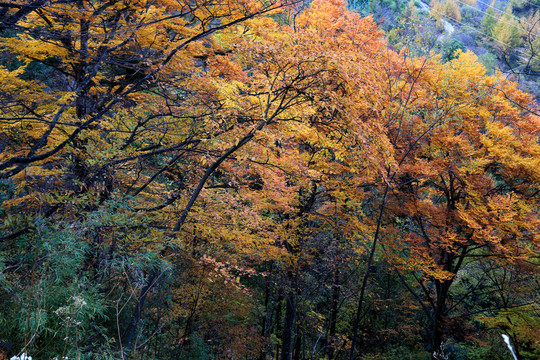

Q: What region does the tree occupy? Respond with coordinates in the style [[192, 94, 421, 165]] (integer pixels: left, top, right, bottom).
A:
[[0, 0, 304, 357], [442, 0, 462, 22], [493, 5, 522, 50], [1, 1, 538, 359], [381, 51, 540, 357], [519, 11, 540, 74], [481, 4, 497, 37]]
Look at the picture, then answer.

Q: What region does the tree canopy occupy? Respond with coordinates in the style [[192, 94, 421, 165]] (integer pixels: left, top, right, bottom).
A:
[[0, 1, 538, 359]]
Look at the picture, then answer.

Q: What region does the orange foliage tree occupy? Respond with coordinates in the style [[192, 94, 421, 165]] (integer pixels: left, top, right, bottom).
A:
[[0, 0, 538, 359], [380, 51, 540, 356]]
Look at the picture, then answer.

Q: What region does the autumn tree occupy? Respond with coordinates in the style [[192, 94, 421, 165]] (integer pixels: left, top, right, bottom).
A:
[[193, 2, 392, 358], [493, 5, 522, 50], [380, 51, 540, 358], [0, 1, 538, 359], [519, 11, 540, 74], [0, 0, 305, 357], [481, 3, 497, 37], [442, 0, 462, 22]]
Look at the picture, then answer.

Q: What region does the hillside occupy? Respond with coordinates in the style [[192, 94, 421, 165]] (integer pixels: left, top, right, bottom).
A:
[[353, 0, 540, 98]]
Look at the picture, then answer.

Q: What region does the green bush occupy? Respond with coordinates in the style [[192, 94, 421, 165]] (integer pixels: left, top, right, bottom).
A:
[[442, 39, 466, 62]]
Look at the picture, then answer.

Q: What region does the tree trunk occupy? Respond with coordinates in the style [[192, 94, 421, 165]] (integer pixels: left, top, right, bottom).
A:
[[326, 268, 340, 358], [431, 280, 450, 359], [350, 185, 389, 360], [293, 318, 302, 360], [124, 270, 156, 349], [281, 292, 296, 360], [275, 293, 283, 360], [260, 263, 275, 360]]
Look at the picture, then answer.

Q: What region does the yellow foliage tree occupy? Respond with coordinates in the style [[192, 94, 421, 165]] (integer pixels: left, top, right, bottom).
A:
[[442, 0, 462, 22]]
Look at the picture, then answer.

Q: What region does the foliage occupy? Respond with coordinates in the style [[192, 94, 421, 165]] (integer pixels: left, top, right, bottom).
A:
[[442, 0, 462, 22], [442, 38, 466, 61], [0, 0, 538, 359], [493, 5, 522, 49], [481, 6, 497, 37]]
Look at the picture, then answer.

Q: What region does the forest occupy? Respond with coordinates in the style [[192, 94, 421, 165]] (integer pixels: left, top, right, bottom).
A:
[[0, 0, 539, 359]]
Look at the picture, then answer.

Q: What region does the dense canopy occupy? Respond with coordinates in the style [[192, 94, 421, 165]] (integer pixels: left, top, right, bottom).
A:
[[0, 0, 538, 359]]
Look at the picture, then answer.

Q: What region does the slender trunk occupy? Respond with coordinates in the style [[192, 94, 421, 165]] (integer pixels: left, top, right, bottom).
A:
[[262, 272, 270, 334], [281, 182, 315, 360], [260, 264, 275, 360], [326, 268, 340, 358], [281, 292, 296, 360], [275, 294, 283, 360], [124, 270, 156, 349], [349, 184, 389, 360], [293, 319, 302, 360]]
